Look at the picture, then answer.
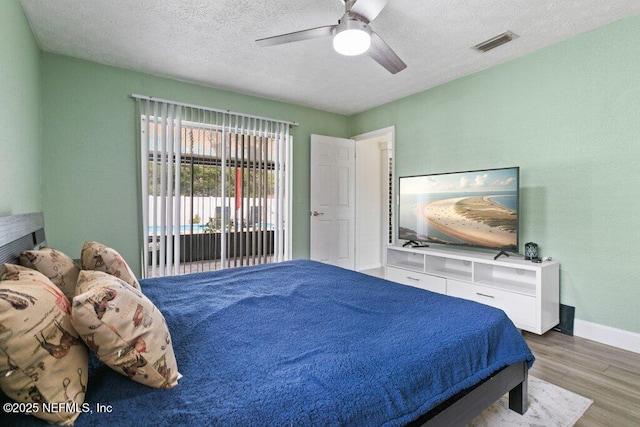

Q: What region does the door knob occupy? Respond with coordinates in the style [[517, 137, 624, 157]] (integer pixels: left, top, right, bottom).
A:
[[311, 211, 324, 217]]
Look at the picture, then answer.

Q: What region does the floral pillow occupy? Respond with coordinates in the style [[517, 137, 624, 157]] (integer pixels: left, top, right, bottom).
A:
[[81, 241, 140, 290], [19, 247, 80, 301], [72, 270, 179, 389], [0, 264, 89, 425]]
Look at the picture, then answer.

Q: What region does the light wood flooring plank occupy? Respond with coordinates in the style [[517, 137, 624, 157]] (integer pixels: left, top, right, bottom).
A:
[[523, 330, 640, 426]]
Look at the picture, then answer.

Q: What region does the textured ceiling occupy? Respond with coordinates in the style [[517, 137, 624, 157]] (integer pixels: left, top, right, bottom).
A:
[[20, 0, 640, 115]]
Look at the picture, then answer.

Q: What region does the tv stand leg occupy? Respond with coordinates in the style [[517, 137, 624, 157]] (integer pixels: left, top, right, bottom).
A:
[[402, 240, 430, 248], [403, 240, 428, 247], [494, 250, 510, 260]]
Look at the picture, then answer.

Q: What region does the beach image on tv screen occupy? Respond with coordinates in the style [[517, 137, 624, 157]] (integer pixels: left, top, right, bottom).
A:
[[399, 168, 518, 250]]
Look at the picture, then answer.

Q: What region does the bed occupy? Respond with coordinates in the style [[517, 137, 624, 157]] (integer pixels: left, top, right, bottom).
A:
[[0, 212, 534, 426]]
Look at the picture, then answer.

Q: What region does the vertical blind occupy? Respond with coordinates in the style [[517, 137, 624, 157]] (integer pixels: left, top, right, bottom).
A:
[[135, 95, 293, 278]]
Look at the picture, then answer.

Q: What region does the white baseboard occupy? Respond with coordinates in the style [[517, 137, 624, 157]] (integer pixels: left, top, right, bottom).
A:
[[574, 319, 640, 354]]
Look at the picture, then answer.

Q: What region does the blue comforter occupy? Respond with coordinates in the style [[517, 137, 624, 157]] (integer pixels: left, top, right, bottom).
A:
[[2, 259, 534, 426]]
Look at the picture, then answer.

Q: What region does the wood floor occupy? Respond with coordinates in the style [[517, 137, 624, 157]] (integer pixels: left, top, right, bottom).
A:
[[523, 330, 640, 426]]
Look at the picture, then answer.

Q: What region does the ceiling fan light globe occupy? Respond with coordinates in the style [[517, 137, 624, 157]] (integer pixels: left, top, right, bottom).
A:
[[333, 29, 371, 56]]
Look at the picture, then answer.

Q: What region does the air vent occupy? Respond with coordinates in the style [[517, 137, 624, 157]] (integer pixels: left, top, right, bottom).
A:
[[473, 31, 518, 52]]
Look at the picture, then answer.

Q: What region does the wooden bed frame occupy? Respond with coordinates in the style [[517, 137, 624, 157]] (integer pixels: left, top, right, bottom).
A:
[[0, 212, 528, 426], [0, 212, 47, 265]]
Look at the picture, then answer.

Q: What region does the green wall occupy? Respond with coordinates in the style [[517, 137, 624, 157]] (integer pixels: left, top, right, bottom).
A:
[[40, 54, 349, 275], [350, 15, 640, 333], [0, 0, 41, 215]]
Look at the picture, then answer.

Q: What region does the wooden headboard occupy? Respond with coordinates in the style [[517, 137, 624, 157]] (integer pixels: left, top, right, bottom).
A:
[[0, 212, 46, 267]]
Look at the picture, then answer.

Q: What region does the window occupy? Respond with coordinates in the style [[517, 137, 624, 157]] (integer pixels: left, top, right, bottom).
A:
[[137, 98, 292, 277]]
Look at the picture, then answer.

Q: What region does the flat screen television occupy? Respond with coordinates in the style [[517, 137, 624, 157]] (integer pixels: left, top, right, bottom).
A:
[[398, 167, 519, 252]]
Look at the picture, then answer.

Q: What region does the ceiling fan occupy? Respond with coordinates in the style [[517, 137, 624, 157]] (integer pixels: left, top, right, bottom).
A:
[[256, 0, 407, 74]]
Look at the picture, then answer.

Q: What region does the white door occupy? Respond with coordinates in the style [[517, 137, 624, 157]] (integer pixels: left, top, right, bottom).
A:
[[310, 134, 356, 269]]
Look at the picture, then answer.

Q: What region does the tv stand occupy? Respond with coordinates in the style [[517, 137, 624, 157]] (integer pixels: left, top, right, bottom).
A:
[[494, 250, 510, 260], [402, 240, 429, 248], [385, 245, 560, 335]]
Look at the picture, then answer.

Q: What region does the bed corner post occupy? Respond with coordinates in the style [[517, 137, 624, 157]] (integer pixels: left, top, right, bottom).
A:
[[508, 362, 528, 414]]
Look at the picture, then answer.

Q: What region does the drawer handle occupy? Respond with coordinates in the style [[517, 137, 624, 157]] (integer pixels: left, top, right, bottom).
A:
[[476, 292, 495, 299], [406, 276, 421, 281]]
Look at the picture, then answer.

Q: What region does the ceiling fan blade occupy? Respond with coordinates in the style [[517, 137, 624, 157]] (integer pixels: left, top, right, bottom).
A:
[[367, 31, 406, 74], [256, 25, 336, 47], [349, 0, 390, 23]]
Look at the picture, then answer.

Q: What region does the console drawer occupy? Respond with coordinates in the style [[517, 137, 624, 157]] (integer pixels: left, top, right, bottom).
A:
[[447, 279, 536, 329], [385, 267, 446, 294]]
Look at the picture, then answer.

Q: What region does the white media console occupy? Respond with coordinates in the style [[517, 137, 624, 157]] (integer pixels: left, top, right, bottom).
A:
[[385, 245, 559, 334]]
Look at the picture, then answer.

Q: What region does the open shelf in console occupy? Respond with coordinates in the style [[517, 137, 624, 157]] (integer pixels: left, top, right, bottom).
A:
[[386, 248, 425, 272], [474, 263, 537, 296], [425, 255, 472, 282], [474, 264, 537, 296]]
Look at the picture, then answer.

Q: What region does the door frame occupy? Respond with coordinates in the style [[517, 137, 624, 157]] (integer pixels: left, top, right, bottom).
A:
[[352, 126, 396, 270]]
